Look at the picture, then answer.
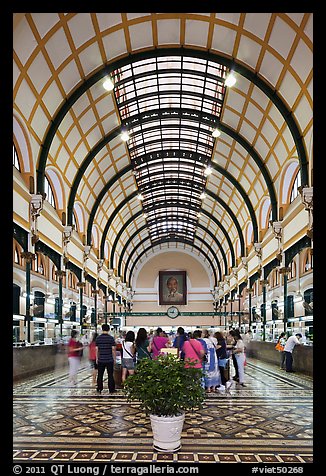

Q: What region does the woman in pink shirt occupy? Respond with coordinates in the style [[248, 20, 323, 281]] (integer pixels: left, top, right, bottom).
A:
[[151, 327, 169, 359], [182, 333, 206, 369]]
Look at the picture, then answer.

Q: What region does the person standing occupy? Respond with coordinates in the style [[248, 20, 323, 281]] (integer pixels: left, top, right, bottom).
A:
[[202, 329, 221, 393], [173, 326, 188, 360], [95, 324, 116, 394], [88, 332, 98, 385], [67, 330, 84, 386], [214, 331, 232, 391], [233, 332, 246, 387], [183, 331, 206, 369], [121, 330, 136, 384], [242, 330, 252, 349], [284, 333, 302, 372], [183, 329, 206, 389], [81, 332, 90, 362], [228, 330, 239, 382], [135, 328, 152, 363], [151, 327, 169, 359], [275, 332, 287, 369]]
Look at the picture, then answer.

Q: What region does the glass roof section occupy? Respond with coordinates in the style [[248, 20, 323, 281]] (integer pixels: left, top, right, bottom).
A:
[[112, 55, 228, 243]]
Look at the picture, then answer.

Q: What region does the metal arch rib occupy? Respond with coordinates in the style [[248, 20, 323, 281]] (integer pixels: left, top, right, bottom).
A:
[[124, 236, 219, 287], [37, 47, 308, 195]]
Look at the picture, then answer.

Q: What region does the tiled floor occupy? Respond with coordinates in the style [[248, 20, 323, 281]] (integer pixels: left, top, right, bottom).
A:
[[13, 358, 313, 463]]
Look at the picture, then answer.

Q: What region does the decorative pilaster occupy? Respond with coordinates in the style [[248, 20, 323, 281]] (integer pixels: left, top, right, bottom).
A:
[[272, 221, 283, 263], [21, 251, 36, 342], [55, 268, 66, 335], [300, 186, 313, 247], [30, 194, 44, 246], [260, 279, 269, 341]]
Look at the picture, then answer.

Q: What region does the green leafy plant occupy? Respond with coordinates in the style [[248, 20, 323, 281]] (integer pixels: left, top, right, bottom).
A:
[[123, 353, 206, 417]]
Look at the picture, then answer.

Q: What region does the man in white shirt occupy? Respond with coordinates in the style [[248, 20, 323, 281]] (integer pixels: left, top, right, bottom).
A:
[[284, 333, 302, 372]]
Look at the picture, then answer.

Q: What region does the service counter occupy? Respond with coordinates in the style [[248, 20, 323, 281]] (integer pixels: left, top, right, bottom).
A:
[[246, 340, 313, 377], [13, 344, 67, 381], [13, 344, 123, 384]]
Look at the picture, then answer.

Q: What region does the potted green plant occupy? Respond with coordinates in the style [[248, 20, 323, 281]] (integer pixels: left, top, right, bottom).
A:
[[123, 353, 205, 452]]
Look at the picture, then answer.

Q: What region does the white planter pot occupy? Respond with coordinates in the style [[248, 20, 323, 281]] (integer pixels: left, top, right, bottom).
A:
[[149, 413, 185, 452]]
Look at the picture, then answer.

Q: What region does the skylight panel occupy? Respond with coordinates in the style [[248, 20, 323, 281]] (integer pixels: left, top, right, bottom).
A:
[[112, 54, 228, 243]]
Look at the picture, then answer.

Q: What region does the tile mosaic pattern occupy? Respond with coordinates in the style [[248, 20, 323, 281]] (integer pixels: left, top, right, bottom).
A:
[[13, 359, 313, 463]]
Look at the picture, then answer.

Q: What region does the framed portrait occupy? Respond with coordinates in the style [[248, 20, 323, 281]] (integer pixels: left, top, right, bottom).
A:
[[159, 270, 187, 305]]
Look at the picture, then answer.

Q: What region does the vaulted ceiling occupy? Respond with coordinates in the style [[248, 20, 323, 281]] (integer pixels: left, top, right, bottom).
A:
[[13, 13, 313, 287]]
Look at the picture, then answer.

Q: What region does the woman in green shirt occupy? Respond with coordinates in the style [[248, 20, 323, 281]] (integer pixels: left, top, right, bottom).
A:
[[135, 328, 152, 363]]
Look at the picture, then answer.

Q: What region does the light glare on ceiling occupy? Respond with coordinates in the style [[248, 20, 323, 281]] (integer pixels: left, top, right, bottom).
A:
[[103, 77, 114, 91], [212, 129, 221, 138], [121, 131, 130, 142], [225, 72, 236, 87]]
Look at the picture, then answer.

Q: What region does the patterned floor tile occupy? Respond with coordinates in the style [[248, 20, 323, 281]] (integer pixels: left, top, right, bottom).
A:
[[13, 359, 313, 463]]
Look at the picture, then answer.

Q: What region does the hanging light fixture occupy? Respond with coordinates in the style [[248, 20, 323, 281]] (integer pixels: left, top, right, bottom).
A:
[[225, 72, 236, 87], [212, 128, 221, 138], [103, 77, 114, 91], [121, 131, 130, 142], [204, 166, 212, 176]]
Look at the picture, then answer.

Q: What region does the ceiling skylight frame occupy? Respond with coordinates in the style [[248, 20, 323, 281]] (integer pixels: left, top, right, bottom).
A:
[[112, 55, 228, 243]]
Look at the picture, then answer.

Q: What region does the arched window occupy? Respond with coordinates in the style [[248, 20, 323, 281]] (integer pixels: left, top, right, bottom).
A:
[[73, 203, 85, 233], [87, 281, 92, 297], [52, 265, 58, 282], [246, 222, 253, 247], [13, 144, 21, 171], [13, 240, 22, 265], [44, 175, 56, 208], [32, 253, 45, 275], [14, 249, 20, 264], [72, 211, 78, 232], [235, 238, 241, 259], [260, 198, 271, 230], [281, 161, 301, 205], [303, 249, 313, 273], [104, 241, 109, 261], [227, 250, 232, 270], [289, 260, 296, 279], [68, 272, 78, 290], [271, 268, 279, 287], [290, 170, 302, 203], [46, 168, 64, 210], [92, 225, 99, 249]]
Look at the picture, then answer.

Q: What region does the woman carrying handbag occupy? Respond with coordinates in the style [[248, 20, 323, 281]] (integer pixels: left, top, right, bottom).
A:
[[275, 332, 287, 370]]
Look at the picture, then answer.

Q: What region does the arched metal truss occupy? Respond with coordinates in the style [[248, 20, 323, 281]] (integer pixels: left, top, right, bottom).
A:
[[99, 195, 236, 268], [124, 236, 219, 287], [116, 222, 223, 282], [37, 48, 309, 194], [36, 47, 309, 286], [115, 218, 228, 277]]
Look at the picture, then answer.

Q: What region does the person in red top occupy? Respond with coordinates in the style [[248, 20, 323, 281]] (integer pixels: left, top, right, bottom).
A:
[[88, 332, 98, 385], [68, 329, 83, 386], [151, 327, 169, 359]]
